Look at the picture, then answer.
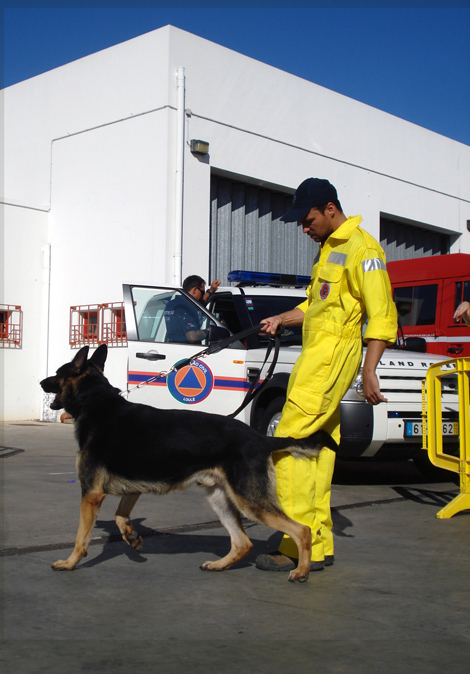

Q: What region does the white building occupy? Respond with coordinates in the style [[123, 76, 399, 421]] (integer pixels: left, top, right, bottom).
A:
[[2, 25, 470, 420]]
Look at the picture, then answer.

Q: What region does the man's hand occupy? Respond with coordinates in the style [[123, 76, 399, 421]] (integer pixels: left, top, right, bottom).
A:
[[454, 301, 470, 324], [362, 370, 387, 405], [261, 308, 305, 335], [362, 339, 388, 405], [261, 316, 284, 335]]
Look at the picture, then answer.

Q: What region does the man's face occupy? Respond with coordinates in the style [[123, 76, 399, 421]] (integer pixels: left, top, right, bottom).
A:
[[299, 207, 334, 243], [189, 283, 205, 301]]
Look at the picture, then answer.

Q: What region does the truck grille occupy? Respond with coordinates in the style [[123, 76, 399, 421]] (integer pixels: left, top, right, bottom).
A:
[[379, 372, 458, 403]]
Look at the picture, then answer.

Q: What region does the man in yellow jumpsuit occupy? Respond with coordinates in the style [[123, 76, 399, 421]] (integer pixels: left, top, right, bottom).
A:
[[256, 178, 397, 573]]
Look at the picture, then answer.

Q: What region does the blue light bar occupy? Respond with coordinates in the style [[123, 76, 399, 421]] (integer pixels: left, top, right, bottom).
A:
[[227, 270, 311, 287]]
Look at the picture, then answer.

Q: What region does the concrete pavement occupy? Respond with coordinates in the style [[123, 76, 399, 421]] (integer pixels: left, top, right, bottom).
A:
[[1, 420, 469, 673]]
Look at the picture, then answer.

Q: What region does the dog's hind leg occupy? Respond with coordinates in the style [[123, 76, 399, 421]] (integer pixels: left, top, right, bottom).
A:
[[248, 507, 312, 583], [52, 491, 106, 570], [200, 485, 253, 572], [115, 494, 143, 552]]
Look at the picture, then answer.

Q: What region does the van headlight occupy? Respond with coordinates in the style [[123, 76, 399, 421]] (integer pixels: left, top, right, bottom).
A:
[[352, 371, 365, 398]]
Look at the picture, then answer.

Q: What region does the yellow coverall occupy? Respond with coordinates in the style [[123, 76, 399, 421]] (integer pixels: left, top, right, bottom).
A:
[[274, 215, 397, 562]]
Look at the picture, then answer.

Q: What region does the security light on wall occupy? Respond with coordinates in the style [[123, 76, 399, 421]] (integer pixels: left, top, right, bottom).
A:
[[190, 139, 210, 155]]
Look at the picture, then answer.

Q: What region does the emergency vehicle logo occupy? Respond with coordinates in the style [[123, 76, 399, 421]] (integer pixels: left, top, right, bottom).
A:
[[167, 359, 214, 404], [320, 282, 330, 300]]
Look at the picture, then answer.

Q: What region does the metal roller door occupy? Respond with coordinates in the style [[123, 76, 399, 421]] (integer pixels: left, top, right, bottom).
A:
[[380, 217, 450, 262], [210, 175, 318, 284]]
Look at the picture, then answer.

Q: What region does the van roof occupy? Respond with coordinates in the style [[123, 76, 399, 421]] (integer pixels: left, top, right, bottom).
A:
[[387, 253, 470, 283]]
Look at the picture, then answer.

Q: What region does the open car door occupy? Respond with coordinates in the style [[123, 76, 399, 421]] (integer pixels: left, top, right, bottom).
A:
[[123, 284, 250, 415]]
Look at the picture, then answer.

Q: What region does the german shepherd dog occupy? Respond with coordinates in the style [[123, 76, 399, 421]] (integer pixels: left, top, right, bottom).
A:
[[40, 344, 337, 582]]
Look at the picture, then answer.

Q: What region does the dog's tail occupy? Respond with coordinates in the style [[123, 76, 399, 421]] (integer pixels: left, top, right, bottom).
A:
[[270, 429, 338, 459]]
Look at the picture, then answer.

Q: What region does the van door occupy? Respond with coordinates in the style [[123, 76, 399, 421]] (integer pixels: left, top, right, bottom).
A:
[[443, 278, 470, 357], [123, 284, 250, 416]]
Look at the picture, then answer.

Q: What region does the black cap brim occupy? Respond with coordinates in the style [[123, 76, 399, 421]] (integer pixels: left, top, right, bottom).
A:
[[279, 205, 311, 223]]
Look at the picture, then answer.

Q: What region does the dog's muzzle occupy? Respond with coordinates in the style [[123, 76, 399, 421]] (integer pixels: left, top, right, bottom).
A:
[[40, 377, 63, 410]]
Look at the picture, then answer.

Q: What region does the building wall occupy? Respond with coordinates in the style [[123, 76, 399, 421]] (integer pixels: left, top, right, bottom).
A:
[[3, 29, 172, 210], [2, 25, 470, 419], [2, 206, 49, 419], [167, 27, 469, 242], [3, 28, 176, 417]]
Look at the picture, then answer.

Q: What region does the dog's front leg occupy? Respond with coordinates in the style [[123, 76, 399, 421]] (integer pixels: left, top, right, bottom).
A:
[[52, 492, 106, 570], [200, 485, 253, 571], [115, 494, 143, 551]]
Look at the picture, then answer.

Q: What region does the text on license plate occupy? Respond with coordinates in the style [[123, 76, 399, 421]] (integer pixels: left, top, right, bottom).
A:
[[404, 421, 458, 438]]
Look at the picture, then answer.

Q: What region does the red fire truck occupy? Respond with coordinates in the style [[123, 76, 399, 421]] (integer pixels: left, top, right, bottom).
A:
[[387, 253, 470, 358]]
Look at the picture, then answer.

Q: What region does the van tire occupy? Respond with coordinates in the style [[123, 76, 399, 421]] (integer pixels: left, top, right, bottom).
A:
[[258, 396, 285, 437], [413, 453, 459, 484]]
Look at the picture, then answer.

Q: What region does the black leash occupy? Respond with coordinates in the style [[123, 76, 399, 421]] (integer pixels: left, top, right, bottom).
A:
[[173, 322, 267, 369], [227, 326, 284, 418]]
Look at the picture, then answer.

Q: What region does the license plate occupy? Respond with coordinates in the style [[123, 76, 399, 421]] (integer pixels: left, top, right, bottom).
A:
[[404, 421, 458, 438]]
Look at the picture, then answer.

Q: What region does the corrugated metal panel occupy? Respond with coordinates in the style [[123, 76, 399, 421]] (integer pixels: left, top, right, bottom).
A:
[[210, 176, 318, 283], [380, 218, 450, 262]]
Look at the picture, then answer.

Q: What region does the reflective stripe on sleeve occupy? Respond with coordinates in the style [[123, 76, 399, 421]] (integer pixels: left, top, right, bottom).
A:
[[362, 258, 386, 273]]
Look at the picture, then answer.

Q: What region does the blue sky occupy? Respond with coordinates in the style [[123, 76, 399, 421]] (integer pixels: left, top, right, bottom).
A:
[[3, 3, 470, 145]]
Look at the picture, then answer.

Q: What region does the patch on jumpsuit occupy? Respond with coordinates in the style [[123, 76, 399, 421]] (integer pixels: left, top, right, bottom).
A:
[[319, 282, 330, 300]]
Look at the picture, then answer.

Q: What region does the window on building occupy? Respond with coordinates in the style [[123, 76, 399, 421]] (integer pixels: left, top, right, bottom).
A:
[[82, 309, 99, 341], [393, 285, 438, 326], [102, 303, 127, 346], [70, 303, 127, 347], [0, 310, 8, 340], [70, 305, 100, 346], [0, 305, 22, 348]]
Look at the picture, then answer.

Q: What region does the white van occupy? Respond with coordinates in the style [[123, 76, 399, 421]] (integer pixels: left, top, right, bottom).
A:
[[123, 272, 459, 470]]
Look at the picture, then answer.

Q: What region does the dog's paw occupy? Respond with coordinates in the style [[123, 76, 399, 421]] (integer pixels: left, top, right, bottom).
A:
[[287, 569, 309, 583], [52, 559, 74, 571], [122, 531, 143, 552], [200, 560, 223, 572]]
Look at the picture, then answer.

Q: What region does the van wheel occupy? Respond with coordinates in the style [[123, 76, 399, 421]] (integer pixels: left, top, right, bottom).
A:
[[413, 453, 459, 484], [259, 396, 285, 437]]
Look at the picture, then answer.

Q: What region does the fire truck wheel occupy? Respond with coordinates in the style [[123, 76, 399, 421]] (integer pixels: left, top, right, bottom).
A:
[[259, 396, 285, 437]]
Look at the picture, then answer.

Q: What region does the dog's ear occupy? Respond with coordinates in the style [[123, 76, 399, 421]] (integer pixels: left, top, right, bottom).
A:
[[72, 346, 89, 372], [90, 344, 108, 371]]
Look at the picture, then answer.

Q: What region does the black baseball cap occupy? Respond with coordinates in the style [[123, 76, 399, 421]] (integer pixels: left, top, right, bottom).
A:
[[280, 178, 338, 223]]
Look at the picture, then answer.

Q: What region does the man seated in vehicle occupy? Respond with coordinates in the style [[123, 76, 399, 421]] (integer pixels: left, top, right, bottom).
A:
[[164, 295, 207, 344], [164, 276, 212, 344]]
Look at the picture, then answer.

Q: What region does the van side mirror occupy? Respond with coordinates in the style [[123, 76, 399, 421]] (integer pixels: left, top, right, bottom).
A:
[[403, 337, 427, 353]]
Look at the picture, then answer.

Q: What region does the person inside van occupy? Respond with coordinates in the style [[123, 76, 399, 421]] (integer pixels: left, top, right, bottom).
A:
[[454, 301, 470, 325], [164, 275, 221, 344], [183, 275, 221, 306]]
